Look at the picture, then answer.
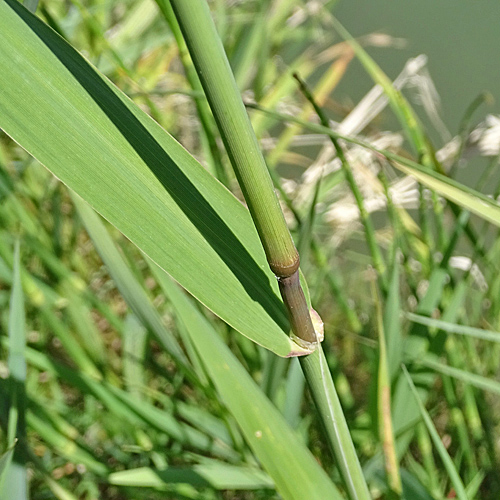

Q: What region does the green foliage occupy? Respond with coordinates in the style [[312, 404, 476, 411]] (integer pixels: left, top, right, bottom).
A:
[[0, 0, 499, 499]]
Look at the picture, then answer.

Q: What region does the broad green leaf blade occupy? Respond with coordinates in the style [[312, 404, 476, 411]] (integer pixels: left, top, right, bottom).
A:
[[109, 462, 274, 490], [157, 273, 344, 500], [402, 367, 468, 500], [0, 0, 311, 357]]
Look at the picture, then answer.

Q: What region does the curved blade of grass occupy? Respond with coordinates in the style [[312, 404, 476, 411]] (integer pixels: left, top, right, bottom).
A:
[[385, 158, 500, 228], [109, 461, 274, 490], [157, 273, 344, 500], [123, 314, 148, 399], [418, 357, 500, 396], [385, 260, 402, 380], [0, 0, 312, 358], [329, 17, 428, 159], [407, 314, 500, 343], [402, 366, 468, 500], [250, 104, 500, 228]]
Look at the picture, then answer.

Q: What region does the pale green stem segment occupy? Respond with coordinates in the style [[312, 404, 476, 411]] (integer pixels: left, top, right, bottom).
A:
[[168, 0, 316, 344], [300, 347, 371, 500]]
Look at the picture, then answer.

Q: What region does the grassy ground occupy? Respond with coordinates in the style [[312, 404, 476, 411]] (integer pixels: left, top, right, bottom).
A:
[[1, 0, 500, 499]]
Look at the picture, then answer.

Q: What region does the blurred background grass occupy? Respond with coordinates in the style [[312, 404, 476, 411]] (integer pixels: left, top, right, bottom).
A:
[[1, 0, 500, 499]]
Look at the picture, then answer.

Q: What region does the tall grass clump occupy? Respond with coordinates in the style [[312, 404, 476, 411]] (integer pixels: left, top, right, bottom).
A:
[[0, 0, 500, 499]]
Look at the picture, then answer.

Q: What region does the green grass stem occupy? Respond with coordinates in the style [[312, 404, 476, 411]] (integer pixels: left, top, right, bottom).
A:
[[300, 347, 371, 500], [168, 0, 316, 344]]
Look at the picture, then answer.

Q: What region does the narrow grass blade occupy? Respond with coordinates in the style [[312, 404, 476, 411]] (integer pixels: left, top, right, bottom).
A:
[[0, 0, 311, 357], [465, 471, 486, 499], [400, 468, 435, 500], [416, 422, 440, 498], [158, 275, 344, 500], [402, 366, 469, 500], [373, 281, 402, 497], [386, 158, 500, 228], [407, 314, 500, 343], [123, 314, 148, 398], [39, 307, 101, 380], [418, 357, 500, 396], [72, 194, 188, 367], [282, 358, 306, 429], [329, 17, 428, 158], [109, 461, 274, 490], [384, 261, 402, 380], [261, 352, 288, 401], [3, 242, 28, 500], [175, 402, 234, 448]]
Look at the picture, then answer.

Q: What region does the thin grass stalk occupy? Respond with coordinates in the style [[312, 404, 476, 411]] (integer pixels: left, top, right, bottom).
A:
[[415, 422, 440, 497], [168, 0, 316, 345], [403, 366, 469, 500], [377, 170, 398, 262], [267, 50, 352, 168], [293, 72, 387, 290], [299, 347, 371, 500]]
